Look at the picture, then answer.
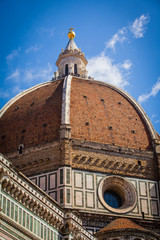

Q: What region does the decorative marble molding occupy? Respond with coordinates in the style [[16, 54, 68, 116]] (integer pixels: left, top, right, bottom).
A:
[[0, 154, 95, 240]]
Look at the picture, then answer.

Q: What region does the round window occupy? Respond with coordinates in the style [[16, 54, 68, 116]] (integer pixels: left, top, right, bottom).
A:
[[98, 176, 137, 214], [104, 190, 122, 208]]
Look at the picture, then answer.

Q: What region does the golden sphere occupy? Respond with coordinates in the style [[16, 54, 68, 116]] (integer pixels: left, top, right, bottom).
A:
[[68, 31, 75, 39]]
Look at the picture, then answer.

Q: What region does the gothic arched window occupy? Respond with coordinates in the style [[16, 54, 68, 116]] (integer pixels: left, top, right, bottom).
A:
[[74, 64, 77, 75], [65, 64, 68, 75]]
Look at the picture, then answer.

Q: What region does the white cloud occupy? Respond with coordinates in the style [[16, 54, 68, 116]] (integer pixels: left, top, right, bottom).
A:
[[6, 63, 53, 84], [6, 69, 20, 80], [23, 63, 52, 82], [6, 48, 20, 61], [138, 77, 160, 103], [39, 27, 55, 37], [106, 27, 127, 51], [87, 53, 131, 88], [130, 14, 150, 38], [121, 59, 132, 70], [106, 14, 149, 51], [25, 44, 42, 54]]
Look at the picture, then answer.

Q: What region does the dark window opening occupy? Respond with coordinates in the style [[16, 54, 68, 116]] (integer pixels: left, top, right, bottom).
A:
[[14, 106, 19, 111], [104, 190, 122, 208], [1, 135, 6, 140], [138, 160, 141, 166], [65, 64, 68, 75], [19, 146, 23, 155], [74, 64, 77, 74], [30, 102, 34, 107], [108, 126, 113, 130]]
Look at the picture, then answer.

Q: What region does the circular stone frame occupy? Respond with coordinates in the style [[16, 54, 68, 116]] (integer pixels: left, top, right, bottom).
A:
[[98, 175, 137, 214]]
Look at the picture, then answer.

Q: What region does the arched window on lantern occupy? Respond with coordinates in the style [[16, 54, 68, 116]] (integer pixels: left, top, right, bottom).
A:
[[74, 64, 77, 75], [65, 64, 68, 75]]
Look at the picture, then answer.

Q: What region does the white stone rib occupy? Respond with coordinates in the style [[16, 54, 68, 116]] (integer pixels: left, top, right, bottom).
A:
[[0, 82, 51, 118], [61, 75, 72, 124]]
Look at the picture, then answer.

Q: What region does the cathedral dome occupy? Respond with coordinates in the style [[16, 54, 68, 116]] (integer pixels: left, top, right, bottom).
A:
[[0, 76, 156, 154]]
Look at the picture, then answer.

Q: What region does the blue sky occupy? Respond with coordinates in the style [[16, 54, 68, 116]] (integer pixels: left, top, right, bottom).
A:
[[0, 0, 160, 134]]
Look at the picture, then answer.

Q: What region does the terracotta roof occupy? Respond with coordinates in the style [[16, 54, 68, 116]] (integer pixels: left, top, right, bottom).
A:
[[98, 218, 144, 233]]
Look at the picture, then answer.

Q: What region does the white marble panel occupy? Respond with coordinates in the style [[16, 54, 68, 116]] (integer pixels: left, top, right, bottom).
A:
[[141, 199, 149, 214], [139, 182, 147, 196], [75, 172, 83, 188], [151, 200, 158, 216], [49, 174, 56, 189], [149, 183, 157, 198], [39, 176, 46, 191], [75, 191, 83, 206], [86, 192, 94, 208], [86, 174, 93, 189]]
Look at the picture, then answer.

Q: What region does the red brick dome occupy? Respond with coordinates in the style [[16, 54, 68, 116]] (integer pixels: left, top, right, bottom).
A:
[[0, 77, 156, 154], [0, 80, 63, 153]]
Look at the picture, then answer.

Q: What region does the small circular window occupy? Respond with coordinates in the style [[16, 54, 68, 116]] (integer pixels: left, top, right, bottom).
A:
[[98, 175, 137, 214]]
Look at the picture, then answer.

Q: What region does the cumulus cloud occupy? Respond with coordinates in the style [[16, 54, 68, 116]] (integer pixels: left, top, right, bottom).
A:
[[106, 27, 127, 51], [6, 48, 21, 61], [130, 14, 150, 38], [138, 77, 160, 103], [87, 53, 131, 88], [106, 14, 149, 51], [25, 44, 42, 54]]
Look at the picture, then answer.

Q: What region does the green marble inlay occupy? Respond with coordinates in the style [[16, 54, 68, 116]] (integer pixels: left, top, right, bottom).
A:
[[60, 189, 63, 204], [0, 194, 2, 208], [15, 205, 18, 222], [67, 189, 70, 204], [26, 213, 29, 229], [41, 223, 43, 238], [54, 232, 56, 239], [33, 218, 36, 234], [66, 169, 70, 184], [19, 208, 22, 224], [23, 210, 26, 227], [7, 199, 10, 216], [51, 230, 53, 239], [30, 216, 33, 231], [37, 220, 40, 237], [11, 202, 14, 219], [2, 196, 6, 214], [48, 228, 50, 240], [60, 169, 63, 184], [44, 226, 47, 239]]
